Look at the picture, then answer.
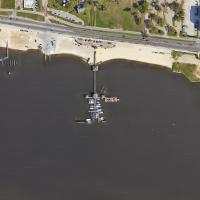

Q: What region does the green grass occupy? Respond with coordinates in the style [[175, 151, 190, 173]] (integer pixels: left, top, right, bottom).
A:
[[48, 0, 65, 10], [48, 0, 144, 31], [172, 62, 200, 82], [150, 35, 193, 42], [171, 51, 184, 59], [36, 0, 44, 12], [23, 8, 33, 11], [49, 18, 67, 26], [75, 4, 97, 27], [76, 0, 144, 31], [0, 0, 15, 8], [167, 26, 177, 36], [172, 51, 197, 60], [0, 11, 12, 16], [17, 12, 45, 21], [149, 23, 164, 35]]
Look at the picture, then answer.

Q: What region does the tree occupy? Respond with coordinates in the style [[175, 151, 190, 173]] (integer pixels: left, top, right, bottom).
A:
[[138, 0, 149, 13], [123, 7, 131, 12], [98, 4, 106, 11], [173, 9, 184, 22], [155, 4, 161, 12], [134, 14, 141, 25], [133, 0, 149, 13]]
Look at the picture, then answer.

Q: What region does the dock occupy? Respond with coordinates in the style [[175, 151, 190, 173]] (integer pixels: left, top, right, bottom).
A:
[[84, 51, 105, 124], [77, 50, 119, 124]]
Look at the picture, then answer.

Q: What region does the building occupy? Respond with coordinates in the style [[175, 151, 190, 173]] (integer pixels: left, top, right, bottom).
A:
[[76, 4, 85, 13], [183, 0, 199, 37], [24, 0, 35, 9], [76, 0, 86, 13]]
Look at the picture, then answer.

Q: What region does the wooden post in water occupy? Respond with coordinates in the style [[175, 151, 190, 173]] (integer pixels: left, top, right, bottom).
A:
[[6, 41, 9, 59], [93, 51, 97, 93], [44, 53, 47, 62]]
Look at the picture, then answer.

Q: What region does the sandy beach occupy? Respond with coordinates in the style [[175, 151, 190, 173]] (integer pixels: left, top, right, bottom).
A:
[[0, 24, 174, 68]]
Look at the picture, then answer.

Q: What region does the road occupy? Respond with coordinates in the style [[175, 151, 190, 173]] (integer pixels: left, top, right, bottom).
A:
[[0, 15, 199, 52]]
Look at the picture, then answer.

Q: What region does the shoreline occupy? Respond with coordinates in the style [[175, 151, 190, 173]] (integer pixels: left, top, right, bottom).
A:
[[1, 23, 200, 82], [0, 24, 173, 69], [1, 44, 200, 83]]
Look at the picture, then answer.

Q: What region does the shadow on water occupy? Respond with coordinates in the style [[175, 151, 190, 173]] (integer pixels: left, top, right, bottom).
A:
[[0, 50, 200, 200]]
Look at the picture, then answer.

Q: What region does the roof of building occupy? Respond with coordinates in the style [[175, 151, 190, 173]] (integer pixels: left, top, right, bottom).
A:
[[24, 0, 35, 9], [76, 4, 85, 13]]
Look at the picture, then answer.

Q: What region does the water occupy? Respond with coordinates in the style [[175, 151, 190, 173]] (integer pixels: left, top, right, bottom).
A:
[[0, 50, 200, 200]]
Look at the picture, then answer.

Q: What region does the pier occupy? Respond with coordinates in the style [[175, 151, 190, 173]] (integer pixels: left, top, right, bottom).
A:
[[77, 51, 119, 124], [0, 41, 9, 63], [84, 51, 105, 124]]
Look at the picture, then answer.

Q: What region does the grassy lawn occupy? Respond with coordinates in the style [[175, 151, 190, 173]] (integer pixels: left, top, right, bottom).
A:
[[17, 12, 45, 21], [48, 0, 144, 31], [0, 0, 15, 8], [76, 0, 143, 31], [49, 18, 68, 26], [0, 11, 12, 16], [172, 62, 200, 82], [171, 51, 184, 59], [36, 0, 44, 12]]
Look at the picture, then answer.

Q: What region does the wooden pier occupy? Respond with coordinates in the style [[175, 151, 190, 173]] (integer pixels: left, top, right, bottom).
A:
[[0, 41, 9, 63], [104, 97, 120, 103]]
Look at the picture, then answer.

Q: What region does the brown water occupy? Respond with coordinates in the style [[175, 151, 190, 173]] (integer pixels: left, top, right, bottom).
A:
[[0, 50, 200, 200]]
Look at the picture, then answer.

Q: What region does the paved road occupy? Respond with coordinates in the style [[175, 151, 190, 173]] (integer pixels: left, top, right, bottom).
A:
[[0, 16, 199, 52]]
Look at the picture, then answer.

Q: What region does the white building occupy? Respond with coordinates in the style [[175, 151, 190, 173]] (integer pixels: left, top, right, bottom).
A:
[[24, 0, 35, 9]]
